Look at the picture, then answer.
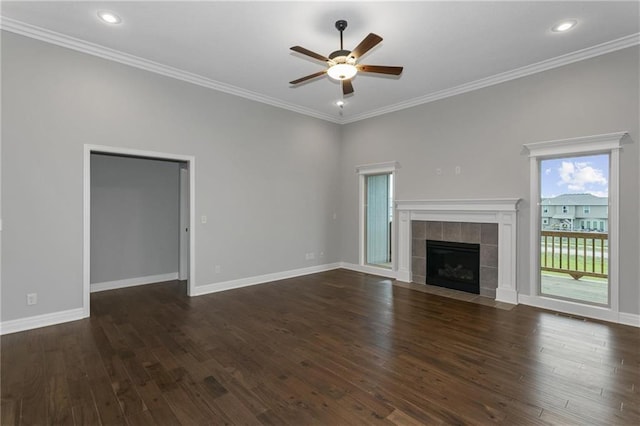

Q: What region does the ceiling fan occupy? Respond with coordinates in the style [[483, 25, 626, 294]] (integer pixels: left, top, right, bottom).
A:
[[289, 20, 403, 95]]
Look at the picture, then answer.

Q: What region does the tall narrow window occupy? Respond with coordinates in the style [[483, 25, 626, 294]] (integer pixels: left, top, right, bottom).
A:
[[526, 132, 624, 320], [365, 173, 393, 267], [539, 154, 609, 305], [357, 162, 398, 271]]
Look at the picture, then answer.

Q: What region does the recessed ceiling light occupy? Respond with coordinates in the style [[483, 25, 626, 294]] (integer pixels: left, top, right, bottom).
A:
[[336, 100, 345, 107], [98, 11, 122, 25], [552, 19, 577, 33]]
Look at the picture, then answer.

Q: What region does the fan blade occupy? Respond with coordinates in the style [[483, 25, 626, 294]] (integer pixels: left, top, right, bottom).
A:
[[349, 33, 383, 59], [342, 79, 354, 95], [290, 46, 329, 62], [357, 65, 403, 75], [289, 70, 327, 85]]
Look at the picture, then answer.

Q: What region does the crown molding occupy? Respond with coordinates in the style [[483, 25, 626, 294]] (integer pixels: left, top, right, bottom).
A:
[[341, 33, 640, 124], [0, 16, 341, 124], [1, 16, 638, 125], [523, 131, 628, 158]]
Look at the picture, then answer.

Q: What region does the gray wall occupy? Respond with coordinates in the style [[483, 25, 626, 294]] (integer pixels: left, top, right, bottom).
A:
[[1, 32, 342, 321], [90, 154, 180, 284], [2, 31, 638, 323], [339, 46, 640, 314]]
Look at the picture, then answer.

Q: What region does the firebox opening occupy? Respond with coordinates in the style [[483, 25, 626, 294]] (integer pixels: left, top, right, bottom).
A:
[[426, 240, 480, 294]]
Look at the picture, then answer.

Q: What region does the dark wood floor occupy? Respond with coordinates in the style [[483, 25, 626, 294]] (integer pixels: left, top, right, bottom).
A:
[[2, 269, 639, 425]]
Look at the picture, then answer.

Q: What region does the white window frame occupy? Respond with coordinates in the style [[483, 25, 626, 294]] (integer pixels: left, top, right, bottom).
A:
[[523, 132, 626, 323], [583, 206, 591, 214], [356, 161, 400, 277], [562, 205, 568, 214]]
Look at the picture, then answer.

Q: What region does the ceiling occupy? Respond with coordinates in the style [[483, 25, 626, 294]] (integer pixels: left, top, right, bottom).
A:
[[1, 1, 639, 123]]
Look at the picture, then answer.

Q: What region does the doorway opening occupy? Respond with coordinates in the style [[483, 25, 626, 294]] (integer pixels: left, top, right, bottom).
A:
[[83, 145, 196, 318]]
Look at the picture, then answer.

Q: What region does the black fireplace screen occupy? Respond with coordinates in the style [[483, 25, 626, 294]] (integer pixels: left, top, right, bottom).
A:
[[426, 240, 480, 294]]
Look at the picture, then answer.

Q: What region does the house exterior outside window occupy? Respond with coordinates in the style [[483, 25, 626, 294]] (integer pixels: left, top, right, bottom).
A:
[[540, 194, 608, 232]]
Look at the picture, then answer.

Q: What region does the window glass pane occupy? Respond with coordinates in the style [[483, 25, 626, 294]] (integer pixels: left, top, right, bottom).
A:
[[539, 154, 609, 305], [366, 174, 391, 267]]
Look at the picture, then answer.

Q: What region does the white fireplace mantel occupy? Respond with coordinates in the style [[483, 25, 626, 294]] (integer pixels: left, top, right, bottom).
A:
[[395, 198, 521, 304]]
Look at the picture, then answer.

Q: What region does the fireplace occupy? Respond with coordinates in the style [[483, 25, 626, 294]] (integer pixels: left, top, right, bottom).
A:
[[395, 199, 520, 303], [426, 240, 480, 294]]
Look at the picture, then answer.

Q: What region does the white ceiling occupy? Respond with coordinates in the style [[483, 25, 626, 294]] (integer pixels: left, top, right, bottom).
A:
[[2, 1, 639, 123]]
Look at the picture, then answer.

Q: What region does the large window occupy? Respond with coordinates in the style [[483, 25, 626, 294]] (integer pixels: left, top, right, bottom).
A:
[[539, 154, 609, 305], [525, 131, 624, 321]]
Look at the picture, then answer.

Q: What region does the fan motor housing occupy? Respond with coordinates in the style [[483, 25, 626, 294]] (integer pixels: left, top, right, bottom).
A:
[[329, 49, 351, 60], [328, 50, 356, 67]]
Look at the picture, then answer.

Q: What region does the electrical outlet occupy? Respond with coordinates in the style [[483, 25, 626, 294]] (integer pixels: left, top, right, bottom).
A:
[[215, 265, 221, 273], [455, 166, 461, 175], [309, 252, 315, 260], [436, 168, 442, 175], [201, 215, 207, 224], [26, 293, 37, 306]]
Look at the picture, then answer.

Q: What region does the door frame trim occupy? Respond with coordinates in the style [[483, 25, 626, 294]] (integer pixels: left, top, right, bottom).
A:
[[83, 144, 196, 318], [179, 165, 189, 280]]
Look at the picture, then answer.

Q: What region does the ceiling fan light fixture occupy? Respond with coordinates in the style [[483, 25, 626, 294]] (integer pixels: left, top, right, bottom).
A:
[[327, 63, 357, 81], [289, 20, 402, 95]]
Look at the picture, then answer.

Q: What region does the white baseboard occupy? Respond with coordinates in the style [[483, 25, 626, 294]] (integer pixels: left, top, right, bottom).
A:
[[0, 307, 85, 335], [619, 312, 640, 327], [338, 262, 397, 279], [518, 294, 639, 327], [91, 272, 179, 293], [192, 263, 342, 296]]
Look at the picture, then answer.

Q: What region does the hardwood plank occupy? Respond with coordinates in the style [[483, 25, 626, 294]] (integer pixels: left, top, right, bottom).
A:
[[71, 399, 101, 426], [20, 331, 47, 426], [386, 408, 427, 426], [47, 373, 74, 425], [0, 399, 20, 426], [1, 270, 639, 425], [90, 375, 127, 425]]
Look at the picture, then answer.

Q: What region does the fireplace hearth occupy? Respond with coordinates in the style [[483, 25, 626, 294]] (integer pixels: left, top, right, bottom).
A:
[[426, 240, 480, 294]]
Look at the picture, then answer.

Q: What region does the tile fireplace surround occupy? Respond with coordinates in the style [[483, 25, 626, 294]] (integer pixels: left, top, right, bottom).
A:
[[413, 221, 498, 298], [396, 199, 520, 304]]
